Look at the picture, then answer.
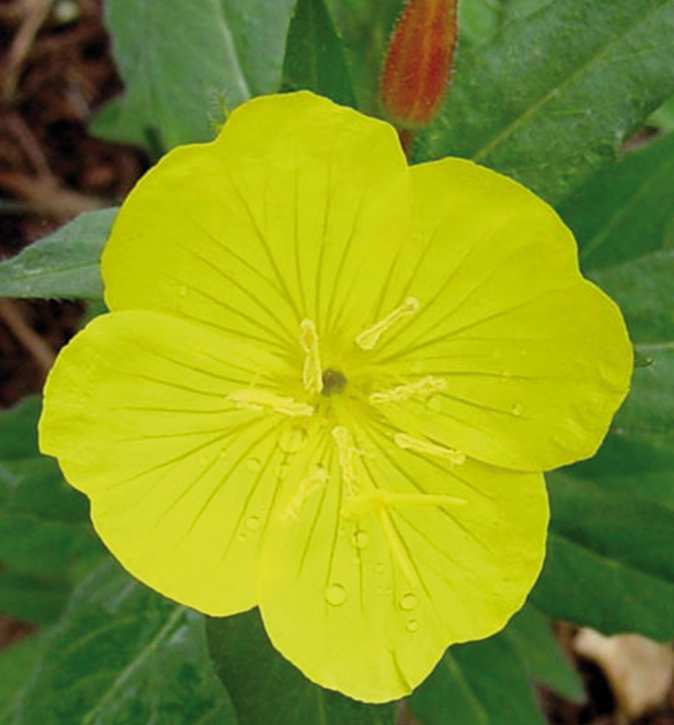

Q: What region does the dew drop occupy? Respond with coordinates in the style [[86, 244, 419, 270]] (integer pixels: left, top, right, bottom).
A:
[[246, 457, 262, 473], [400, 592, 417, 611], [245, 516, 261, 531], [279, 427, 308, 454], [178, 285, 187, 298], [325, 583, 347, 606], [406, 618, 419, 633], [511, 403, 523, 417], [237, 532, 247, 542], [352, 531, 369, 550]]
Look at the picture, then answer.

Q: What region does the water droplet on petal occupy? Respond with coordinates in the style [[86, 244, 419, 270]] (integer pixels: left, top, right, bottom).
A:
[[246, 457, 262, 473], [178, 286, 187, 298], [406, 618, 419, 632], [245, 516, 261, 531], [237, 532, 247, 542], [400, 592, 417, 611], [511, 403, 523, 417], [325, 583, 346, 606], [352, 531, 369, 549], [279, 427, 308, 454]]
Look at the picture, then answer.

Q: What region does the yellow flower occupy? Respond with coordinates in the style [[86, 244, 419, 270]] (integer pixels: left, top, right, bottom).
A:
[[39, 92, 632, 703]]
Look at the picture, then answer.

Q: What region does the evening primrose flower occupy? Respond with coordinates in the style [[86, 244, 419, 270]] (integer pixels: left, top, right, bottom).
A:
[[39, 92, 632, 703]]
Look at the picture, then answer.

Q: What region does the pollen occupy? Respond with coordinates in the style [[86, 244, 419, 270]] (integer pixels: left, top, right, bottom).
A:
[[355, 297, 420, 351], [227, 389, 314, 417], [369, 375, 446, 404], [394, 433, 466, 465], [299, 319, 323, 395], [343, 489, 466, 519], [286, 465, 330, 520], [332, 425, 361, 497]]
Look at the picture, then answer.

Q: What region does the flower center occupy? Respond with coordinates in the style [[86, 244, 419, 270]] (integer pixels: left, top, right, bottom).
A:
[[321, 368, 347, 396]]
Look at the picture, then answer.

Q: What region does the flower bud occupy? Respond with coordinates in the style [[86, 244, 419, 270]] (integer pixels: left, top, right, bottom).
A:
[[380, 0, 458, 129]]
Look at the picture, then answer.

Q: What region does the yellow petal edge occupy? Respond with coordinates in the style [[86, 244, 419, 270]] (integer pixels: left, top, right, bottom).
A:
[[38, 91, 631, 703]]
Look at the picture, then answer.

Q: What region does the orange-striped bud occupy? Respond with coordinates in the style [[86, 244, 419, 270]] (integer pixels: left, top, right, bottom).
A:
[[380, 0, 458, 129]]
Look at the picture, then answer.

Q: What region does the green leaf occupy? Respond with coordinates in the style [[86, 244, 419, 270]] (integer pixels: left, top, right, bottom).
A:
[[591, 249, 674, 347], [650, 95, 674, 132], [0, 209, 116, 300], [557, 133, 674, 511], [207, 609, 395, 725], [92, 0, 297, 151], [0, 570, 70, 625], [324, 0, 400, 114], [582, 250, 674, 508], [408, 630, 545, 725], [532, 197, 674, 637], [505, 605, 585, 703], [0, 399, 102, 623], [533, 471, 674, 641], [460, 0, 552, 48], [19, 559, 236, 725], [417, 0, 674, 203], [559, 133, 674, 270], [0, 633, 45, 723], [283, 0, 355, 106]]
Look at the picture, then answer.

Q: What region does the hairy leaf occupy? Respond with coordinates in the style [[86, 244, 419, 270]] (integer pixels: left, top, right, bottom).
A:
[[417, 0, 674, 203], [409, 629, 545, 725], [92, 0, 297, 151], [18, 560, 236, 724], [0, 209, 115, 300], [283, 0, 355, 106]]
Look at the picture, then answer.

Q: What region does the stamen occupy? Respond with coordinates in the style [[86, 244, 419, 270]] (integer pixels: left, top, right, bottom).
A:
[[228, 389, 314, 417], [355, 297, 420, 351], [286, 466, 330, 520], [299, 319, 323, 395], [369, 375, 446, 404], [331, 426, 361, 497], [394, 433, 466, 465], [344, 489, 466, 519]]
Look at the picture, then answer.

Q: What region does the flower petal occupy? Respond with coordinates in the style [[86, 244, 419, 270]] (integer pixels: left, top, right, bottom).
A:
[[39, 310, 323, 615], [368, 158, 632, 471], [102, 92, 410, 356], [257, 417, 548, 703]]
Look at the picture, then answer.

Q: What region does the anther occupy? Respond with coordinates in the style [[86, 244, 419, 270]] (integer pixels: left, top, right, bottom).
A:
[[355, 297, 420, 351], [394, 433, 466, 465], [331, 426, 361, 497], [299, 319, 323, 395], [286, 466, 330, 520], [343, 489, 466, 519], [228, 389, 314, 417], [369, 375, 446, 404]]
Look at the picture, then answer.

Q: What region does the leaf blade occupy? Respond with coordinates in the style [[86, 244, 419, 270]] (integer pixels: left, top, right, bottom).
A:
[[418, 0, 674, 203], [207, 609, 395, 725], [0, 209, 115, 300]]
